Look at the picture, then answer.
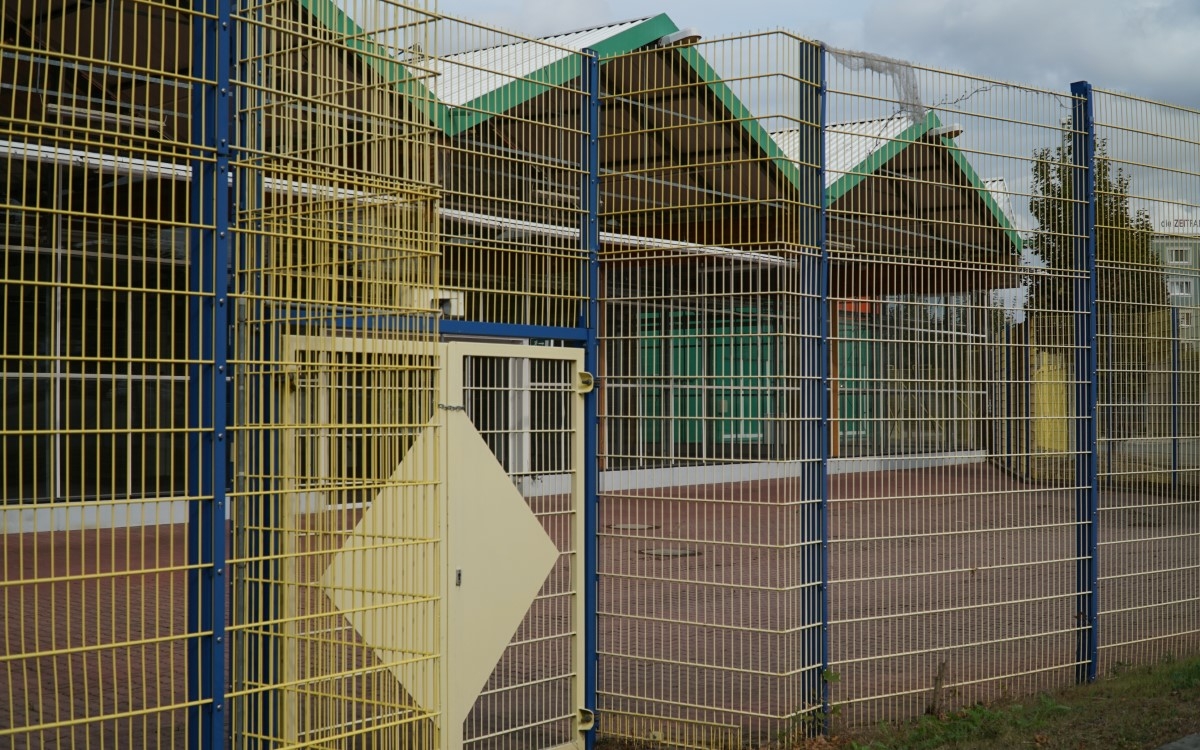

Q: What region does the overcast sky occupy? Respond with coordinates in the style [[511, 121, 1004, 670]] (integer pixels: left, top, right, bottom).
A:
[[440, 0, 1200, 108]]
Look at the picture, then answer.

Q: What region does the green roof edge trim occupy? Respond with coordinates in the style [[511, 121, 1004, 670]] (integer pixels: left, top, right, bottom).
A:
[[444, 14, 679, 137], [669, 45, 807, 197], [623, 42, 1021, 254], [825, 110, 1022, 253], [645, 44, 1021, 255], [299, 3, 675, 136], [939, 126, 1024, 253], [298, 0, 446, 129], [295, 1, 1021, 252], [824, 111, 939, 205]]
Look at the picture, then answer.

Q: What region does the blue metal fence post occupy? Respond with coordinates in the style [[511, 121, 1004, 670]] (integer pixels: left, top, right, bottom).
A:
[[189, 0, 232, 745], [817, 43, 832, 729], [1070, 80, 1100, 684], [581, 47, 601, 749]]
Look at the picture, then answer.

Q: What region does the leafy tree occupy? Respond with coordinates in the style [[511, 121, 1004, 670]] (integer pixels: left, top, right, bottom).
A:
[[1026, 133, 1165, 321], [1026, 130, 1170, 440]]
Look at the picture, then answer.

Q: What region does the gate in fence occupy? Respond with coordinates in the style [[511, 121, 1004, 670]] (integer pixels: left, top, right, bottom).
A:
[[2, 3, 1199, 750]]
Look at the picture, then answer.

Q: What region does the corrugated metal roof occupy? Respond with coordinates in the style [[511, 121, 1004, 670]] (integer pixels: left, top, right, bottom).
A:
[[825, 116, 918, 187], [772, 116, 1022, 250], [775, 117, 1018, 223], [772, 115, 917, 188], [429, 18, 652, 106], [981, 178, 1020, 230], [305, 1, 666, 111], [304, 0, 430, 64]]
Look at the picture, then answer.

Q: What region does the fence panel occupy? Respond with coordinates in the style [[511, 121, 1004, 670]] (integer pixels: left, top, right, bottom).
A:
[[1093, 90, 1200, 672], [433, 17, 591, 333], [448, 343, 587, 750], [824, 53, 1089, 724], [6, 6, 1200, 749], [224, 1, 443, 747], [427, 17, 595, 748], [596, 32, 826, 747], [1, 0, 213, 745]]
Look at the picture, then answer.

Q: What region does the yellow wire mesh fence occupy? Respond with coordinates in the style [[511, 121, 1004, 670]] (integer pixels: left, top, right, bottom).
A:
[[1092, 90, 1200, 672], [596, 31, 825, 747], [2, 0, 209, 745], [435, 16, 591, 331], [224, 0, 442, 747], [423, 17, 595, 750], [3, 5, 1200, 750], [822, 53, 1088, 727]]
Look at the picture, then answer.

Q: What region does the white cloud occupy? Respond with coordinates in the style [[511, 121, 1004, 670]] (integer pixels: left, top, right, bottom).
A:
[[861, 0, 1200, 107], [442, 0, 1200, 108], [439, 0, 614, 38]]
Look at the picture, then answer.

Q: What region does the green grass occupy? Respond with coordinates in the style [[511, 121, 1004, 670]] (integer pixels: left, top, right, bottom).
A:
[[597, 655, 1200, 750], [846, 656, 1200, 750], [846, 695, 1073, 750]]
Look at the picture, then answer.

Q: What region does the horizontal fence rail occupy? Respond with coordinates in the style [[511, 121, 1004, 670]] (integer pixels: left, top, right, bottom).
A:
[[823, 55, 1091, 726], [2, 6, 1199, 750], [596, 31, 826, 747], [1092, 89, 1200, 672], [2, 0, 213, 745]]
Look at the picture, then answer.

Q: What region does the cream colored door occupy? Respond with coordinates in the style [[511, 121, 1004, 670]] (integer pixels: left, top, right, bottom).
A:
[[279, 334, 441, 748], [282, 337, 586, 750], [442, 341, 587, 750]]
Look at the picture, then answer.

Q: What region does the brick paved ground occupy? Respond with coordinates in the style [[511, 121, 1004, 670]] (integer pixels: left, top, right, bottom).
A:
[[598, 462, 1200, 744], [2, 463, 1196, 748], [1, 525, 191, 749]]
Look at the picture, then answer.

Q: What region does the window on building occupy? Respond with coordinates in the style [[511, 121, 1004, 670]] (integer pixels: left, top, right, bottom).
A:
[[1167, 244, 1192, 265], [2, 159, 189, 504], [1168, 279, 1195, 298], [1181, 310, 1194, 329], [464, 355, 573, 479], [602, 297, 783, 468]]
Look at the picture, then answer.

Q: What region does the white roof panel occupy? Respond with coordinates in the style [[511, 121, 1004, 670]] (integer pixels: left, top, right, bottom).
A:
[[311, 1, 657, 108], [982, 178, 1020, 230], [772, 118, 1017, 242], [824, 116, 916, 188], [429, 18, 653, 106], [772, 115, 916, 189], [774, 118, 1018, 235]]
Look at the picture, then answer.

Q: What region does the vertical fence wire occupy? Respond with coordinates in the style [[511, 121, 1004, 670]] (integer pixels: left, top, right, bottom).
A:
[[1092, 89, 1200, 673], [823, 53, 1087, 725], [2, 0, 210, 745], [433, 16, 591, 333], [4, 6, 1200, 750], [223, 1, 443, 748], [431, 16, 592, 749], [595, 32, 825, 747]]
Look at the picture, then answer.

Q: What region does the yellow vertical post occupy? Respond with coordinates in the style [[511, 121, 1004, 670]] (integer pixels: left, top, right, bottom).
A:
[[224, 2, 443, 747]]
